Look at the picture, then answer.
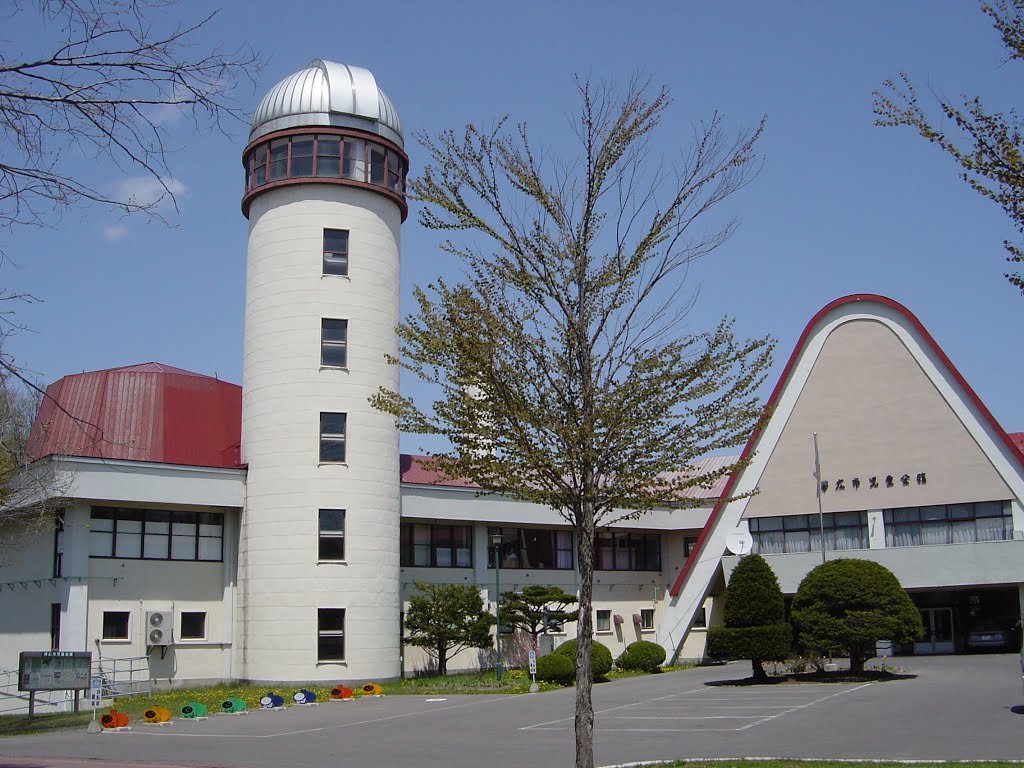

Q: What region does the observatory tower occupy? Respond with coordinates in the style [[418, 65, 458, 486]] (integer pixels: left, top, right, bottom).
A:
[[238, 60, 406, 681]]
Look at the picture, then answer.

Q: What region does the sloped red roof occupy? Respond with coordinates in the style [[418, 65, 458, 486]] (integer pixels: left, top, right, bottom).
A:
[[28, 363, 242, 469], [1009, 432, 1024, 459]]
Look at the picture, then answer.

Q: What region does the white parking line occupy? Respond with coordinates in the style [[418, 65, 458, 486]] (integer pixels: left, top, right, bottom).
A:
[[737, 682, 873, 730]]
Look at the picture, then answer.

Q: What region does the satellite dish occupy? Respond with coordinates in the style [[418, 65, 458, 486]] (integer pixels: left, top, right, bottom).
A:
[[725, 529, 753, 556]]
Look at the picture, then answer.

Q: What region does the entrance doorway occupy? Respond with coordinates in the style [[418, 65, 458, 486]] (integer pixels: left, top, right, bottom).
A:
[[916, 607, 954, 654]]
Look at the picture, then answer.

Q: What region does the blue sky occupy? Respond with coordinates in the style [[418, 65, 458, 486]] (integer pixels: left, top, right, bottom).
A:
[[4, 1, 1021, 454]]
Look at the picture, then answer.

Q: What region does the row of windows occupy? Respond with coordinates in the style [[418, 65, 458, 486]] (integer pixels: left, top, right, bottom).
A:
[[102, 610, 207, 641], [398, 523, 662, 571], [90, 508, 223, 561], [749, 512, 868, 555], [884, 501, 1012, 546], [245, 133, 404, 195]]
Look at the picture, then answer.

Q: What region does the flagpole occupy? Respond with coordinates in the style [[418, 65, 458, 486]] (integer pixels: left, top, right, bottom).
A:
[[814, 432, 826, 564]]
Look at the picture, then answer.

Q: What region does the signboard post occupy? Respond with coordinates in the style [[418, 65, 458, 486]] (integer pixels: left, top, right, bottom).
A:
[[528, 649, 538, 693], [18, 651, 92, 719]]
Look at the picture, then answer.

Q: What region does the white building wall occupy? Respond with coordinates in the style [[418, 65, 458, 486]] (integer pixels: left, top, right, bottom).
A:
[[240, 184, 401, 683], [0, 523, 60, 677]]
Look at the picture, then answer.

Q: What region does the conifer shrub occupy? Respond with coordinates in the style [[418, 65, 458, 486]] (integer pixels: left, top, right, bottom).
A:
[[615, 640, 666, 672], [535, 652, 576, 685], [705, 553, 792, 679], [791, 558, 922, 673], [553, 638, 613, 677]]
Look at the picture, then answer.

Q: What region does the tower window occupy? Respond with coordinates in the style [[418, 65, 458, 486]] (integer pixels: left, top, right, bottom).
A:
[[318, 509, 345, 561], [319, 412, 347, 463], [321, 319, 348, 368], [317, 608, 345, 661], [323, 229, 349, 276]]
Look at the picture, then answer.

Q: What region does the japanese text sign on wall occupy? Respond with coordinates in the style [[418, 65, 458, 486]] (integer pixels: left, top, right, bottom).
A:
[[18, 651, 92, 692]]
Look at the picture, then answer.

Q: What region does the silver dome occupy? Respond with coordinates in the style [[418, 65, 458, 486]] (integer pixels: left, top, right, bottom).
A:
[[249, 60, 402, 147]]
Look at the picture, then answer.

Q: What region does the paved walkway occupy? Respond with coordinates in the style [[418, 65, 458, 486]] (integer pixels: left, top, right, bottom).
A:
[[0, 654, 1020, 768]]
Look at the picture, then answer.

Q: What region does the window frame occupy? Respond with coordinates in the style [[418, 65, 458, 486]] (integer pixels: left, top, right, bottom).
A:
[[399, 522, 473, 568], [595, 609, 612, 634], [594, 530, 662, 571], [749, 511, 869, 555], [486, 526, 574, 570], [639, 608, 655, 631], [318, 509, 346, 562], [319, 412, 347, 463], [883, 501, 1013, 547], [89, 507, 224, 562], [101, 611, 131, 642], [320, 318, 349, 369], [317, 608, 346, 663], [323, 228, 350, 277], [179, 611, 207, 641]]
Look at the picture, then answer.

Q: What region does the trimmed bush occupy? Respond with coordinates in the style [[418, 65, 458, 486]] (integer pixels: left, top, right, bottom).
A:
[[791, 558, 923, 673], [535, 652, 575, 685], [706, 553, 791, 680], [616, 640, 667, 672], [553, 638, 613, 677]]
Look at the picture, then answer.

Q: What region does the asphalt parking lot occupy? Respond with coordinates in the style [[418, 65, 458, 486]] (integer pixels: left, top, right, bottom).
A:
[[0, 653, 1021, 768]]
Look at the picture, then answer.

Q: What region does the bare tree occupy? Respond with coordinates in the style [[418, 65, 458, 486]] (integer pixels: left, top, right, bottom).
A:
[[1, 0, 261, 232], [874, 0, 1024, 293], [373, 77, 773, 768]]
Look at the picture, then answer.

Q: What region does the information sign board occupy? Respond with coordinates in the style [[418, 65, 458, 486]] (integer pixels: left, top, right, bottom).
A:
[[528, 649, 537, 675], [18, 651, 92, 692]]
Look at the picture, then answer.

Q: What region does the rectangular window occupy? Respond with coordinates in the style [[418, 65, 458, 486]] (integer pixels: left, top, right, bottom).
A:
[[594, 531, 661, 571], [316, 135, 341, 177], [290, 135, 314, 177], [250, 145, 267, 187], [595, 610, 611, 633], [53, 513, 64, 578], [180, 612, 207, 641], [487, 527, 574, 569], [344, 138, 366, 181], [369, 145, 387, 185], [268, 138, 289, 181], [317, 608, 345, 661], [102, 611, 130, 641], [89, 507, 223, 562], [883, 501, 1013, 547], [319, 412, 347, 463], [750, 512, 869, 555], [399, 523, 473, 568], [50, 603, 61, 650], [318, 509, 345, 561], [640, 608, 655, 631], [323, 228, 349, 276], [321, 318, 348, 368], [692, 606, 707, 629]]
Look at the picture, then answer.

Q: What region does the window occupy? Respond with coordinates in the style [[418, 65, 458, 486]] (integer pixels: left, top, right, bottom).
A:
[[102, 611, 130, 641], [640, 608, 655, 631], [317, 608, 345, 661], [487, 527, 573, 569], [884, 501, 1013, 547], [749, 512, 868, 555], [400, 523, 473, 567], [50, 603, 61, 650], [268, 137, 289, 181], [319, 509, 345, 561], [89, 507, 223, 561], [595, 610, 611, 633], [343, 138, 366, 180], [180, 612, 207, 641], [319, 412, 347, 463], [323, 228, 349, 276], [290, 134, 314, 177], [595, 531, 661, 571], [684, 536, 699, 558], [53, 512, 64, 577], [321, 319, 348, 368], [316, 135, 341, 176], [692, 606, 707, 629]]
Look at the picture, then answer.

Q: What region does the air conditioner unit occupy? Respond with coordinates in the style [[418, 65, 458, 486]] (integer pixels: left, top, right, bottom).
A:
[[146, 610, 173, 646]]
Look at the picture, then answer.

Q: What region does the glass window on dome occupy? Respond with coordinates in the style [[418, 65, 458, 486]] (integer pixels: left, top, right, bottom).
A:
[[269, 138, 289, 181], [343, 139, 366, 181], [290, 135, 314, 177], [369, 145, 386, 186], [316, 135, 341, 177]]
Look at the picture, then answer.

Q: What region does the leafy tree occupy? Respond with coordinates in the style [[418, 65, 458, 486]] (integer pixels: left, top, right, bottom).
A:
[[791, 559, 923, 673], [403, 582, 495, 676], [499, 585, 579, 650], [874, 0, 1024, 293], [372, 77, 771, 768], [705, 553, 791, 680]]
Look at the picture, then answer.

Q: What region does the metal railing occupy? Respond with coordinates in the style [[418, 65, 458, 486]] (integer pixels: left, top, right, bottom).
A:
[[91, 654, 152, 700], [0, 668, 69, 716]]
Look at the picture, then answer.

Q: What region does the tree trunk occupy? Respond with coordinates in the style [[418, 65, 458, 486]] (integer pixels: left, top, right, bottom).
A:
[[574, 497, 596, 768], [849, 645, 864, 673], [438, 643, 448, 676], [751, 659, 767, 681]]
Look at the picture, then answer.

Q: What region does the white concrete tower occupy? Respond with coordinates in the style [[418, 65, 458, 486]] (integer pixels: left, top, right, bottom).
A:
[[238, 60, 406, 683]]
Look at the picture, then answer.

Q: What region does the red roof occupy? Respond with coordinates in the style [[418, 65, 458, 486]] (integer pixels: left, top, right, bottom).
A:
[[1009, 432, 1024, 459], [28, 363, 242, 469]]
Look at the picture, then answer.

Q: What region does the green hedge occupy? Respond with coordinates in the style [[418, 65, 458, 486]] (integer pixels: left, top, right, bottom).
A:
[[616, 640, 666, 672], [705, 623, 792, 661], [535, 652, 575, 685], [552, 638, 613, 677]]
